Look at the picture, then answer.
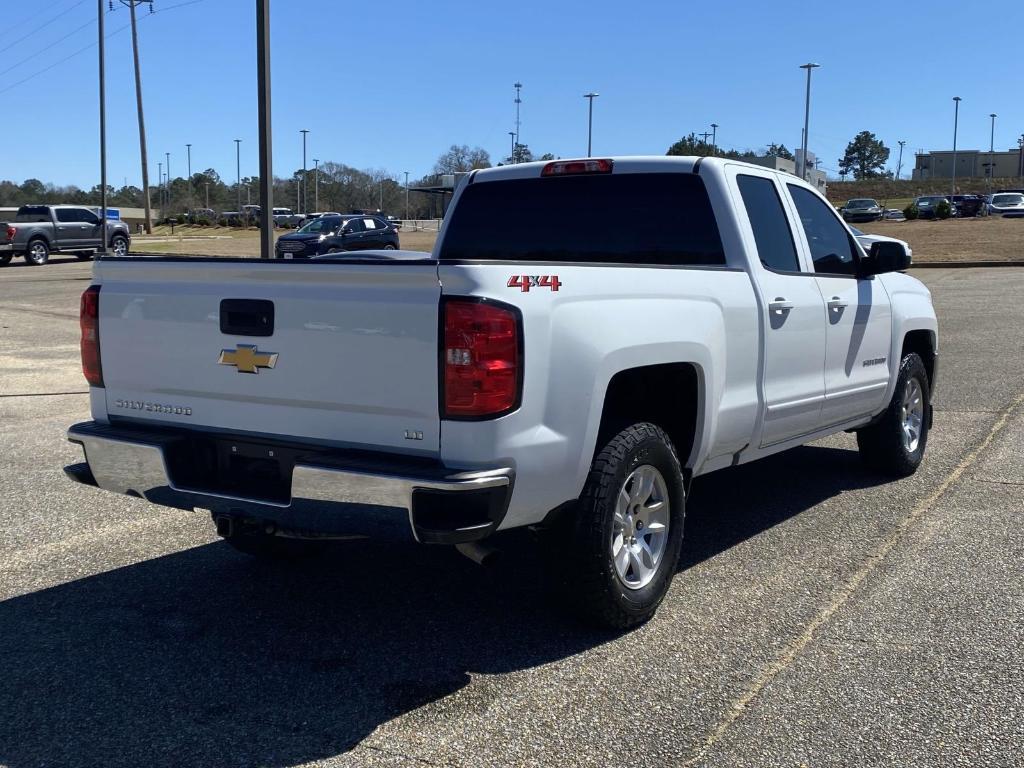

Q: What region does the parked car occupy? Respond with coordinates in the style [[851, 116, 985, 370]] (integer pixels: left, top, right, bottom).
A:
[[186, 208, 217, 225], [949, 194, 985, 217], [274, 214, 399, 258], [64, 156, 937, 629], [0, 204, 130, 266], [985, 192, 1024, 217], [849, 226, 913, 260], [840, 198, 883, 222], [913, 195, 949, 220]]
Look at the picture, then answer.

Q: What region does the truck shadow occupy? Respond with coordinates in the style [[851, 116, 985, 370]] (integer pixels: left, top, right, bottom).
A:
[[0, 444, 885, 767]]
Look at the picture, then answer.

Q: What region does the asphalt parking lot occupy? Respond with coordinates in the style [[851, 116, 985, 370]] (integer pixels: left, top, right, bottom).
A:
[[1, 258, 1022, 768]]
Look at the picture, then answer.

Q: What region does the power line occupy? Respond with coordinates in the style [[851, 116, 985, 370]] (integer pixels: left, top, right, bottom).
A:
[[0, 0, 203, 97], [0, 0, 90, 54], [0, 17, 97, 78]]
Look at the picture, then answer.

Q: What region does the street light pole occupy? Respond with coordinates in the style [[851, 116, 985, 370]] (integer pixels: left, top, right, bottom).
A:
[[165, 151, 170, 211], [123, 0, 153, 234], [951, 96, 961, 200], [204, 182, 209, 209], [312, 159, 319, 211], [895, 140, 906, 180], [300, 129, 309, 215], [157, 161, 162, 213], [234, 139, 242, 212], [988, 113, 996, 188], [584, 92, 599, 157], [256, 0, 273, 258], [710, 123, 718, 156], [404, 170, 409, 221], [798, 63, 820, 180], [97, 0, 108, 253]]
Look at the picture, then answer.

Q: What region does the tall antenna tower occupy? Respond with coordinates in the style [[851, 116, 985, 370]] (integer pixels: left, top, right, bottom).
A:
[[513, 82, 522, 162]]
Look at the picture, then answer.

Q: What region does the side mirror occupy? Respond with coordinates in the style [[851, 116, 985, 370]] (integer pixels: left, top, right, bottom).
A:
[[864, 241, 911, 275]]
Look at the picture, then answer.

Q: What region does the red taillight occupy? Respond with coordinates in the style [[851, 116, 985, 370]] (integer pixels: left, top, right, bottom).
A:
[[442, 299, 520, 418], [5, 225, 14, 240], [541, 158, 613, 177], [80, 285, 103, 387]]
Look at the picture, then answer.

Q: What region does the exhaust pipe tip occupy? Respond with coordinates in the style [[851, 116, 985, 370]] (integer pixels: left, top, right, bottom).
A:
[[455, 541, 500, 567]]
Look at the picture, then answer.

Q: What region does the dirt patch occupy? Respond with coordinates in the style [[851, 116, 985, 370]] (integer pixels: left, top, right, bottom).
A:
[[856, 216, 1024, 262]]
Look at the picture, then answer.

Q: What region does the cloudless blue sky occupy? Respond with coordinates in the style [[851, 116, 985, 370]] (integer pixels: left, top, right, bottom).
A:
[[3, 0, 1023, 189]]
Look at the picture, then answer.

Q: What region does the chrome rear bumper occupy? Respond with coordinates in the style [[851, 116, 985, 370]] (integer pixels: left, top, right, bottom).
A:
[[66, 421, 513, 544]]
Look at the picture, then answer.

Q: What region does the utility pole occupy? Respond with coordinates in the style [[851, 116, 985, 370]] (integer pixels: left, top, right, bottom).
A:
[[204, 181, 209, 209], [312, 159, 319, 211], [895, 140, 905, 180], [1018, 134, 1024, 182], [119, 0, 154, 233], [300, 129, 309, 215], [256, 0, 273, 257], [584, 92, 599, 157], [98, 0, 108, 253], [698, 131, 712, 144], [165, 151, 170, 212], [710, 123, 718, 156], [379, 179, 383, 211], [798, 63, 820, 180], [186, 142, 192, 207], [404, 170, 409, 221], [508, 131, 515, 163], [234, 139, 242, 212]]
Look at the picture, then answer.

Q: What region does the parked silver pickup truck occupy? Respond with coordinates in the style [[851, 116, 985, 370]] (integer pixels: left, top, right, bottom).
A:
[[0, 204, 131, 266]]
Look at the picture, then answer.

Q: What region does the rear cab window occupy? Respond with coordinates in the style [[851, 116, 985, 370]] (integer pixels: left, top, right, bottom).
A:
[[15, 206, 51, 223], [439, 172, 725, 266]]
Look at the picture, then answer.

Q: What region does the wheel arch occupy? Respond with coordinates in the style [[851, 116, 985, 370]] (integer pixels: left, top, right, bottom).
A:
[[593, 362, 707, 484]]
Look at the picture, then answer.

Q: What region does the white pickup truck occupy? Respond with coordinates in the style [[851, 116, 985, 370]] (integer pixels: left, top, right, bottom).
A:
[[65, 157, 938, 628]]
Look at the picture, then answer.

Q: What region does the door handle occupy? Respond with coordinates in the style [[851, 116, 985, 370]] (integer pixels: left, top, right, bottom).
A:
[[828, 296, 848, 312], [768, 298, 794, 314]]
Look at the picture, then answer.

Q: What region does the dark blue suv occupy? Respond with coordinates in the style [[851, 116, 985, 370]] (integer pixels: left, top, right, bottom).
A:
[[274, 214, 399, 259]]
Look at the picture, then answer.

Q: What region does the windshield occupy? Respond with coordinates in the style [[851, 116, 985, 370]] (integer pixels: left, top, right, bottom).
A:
[[992, 194, 1024, 205], [297, 216, 343, 234], [848, 199, 875, 208], [918, 197, 945, 204]]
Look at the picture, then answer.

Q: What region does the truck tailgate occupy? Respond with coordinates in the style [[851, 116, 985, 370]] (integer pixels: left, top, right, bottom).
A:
[[94, 259, 442, 455]]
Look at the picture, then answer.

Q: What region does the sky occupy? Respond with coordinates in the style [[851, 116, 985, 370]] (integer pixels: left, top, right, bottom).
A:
[[3, 0, 1023, 190]]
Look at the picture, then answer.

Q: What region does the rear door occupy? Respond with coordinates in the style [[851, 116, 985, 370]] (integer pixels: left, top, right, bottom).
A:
[[96, 259, 443, 455], [730, 170, 828, 447], [785, 184, 893, 425]]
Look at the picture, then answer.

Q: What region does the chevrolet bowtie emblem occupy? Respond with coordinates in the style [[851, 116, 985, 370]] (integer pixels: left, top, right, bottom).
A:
[[218, 344, 278, 374]]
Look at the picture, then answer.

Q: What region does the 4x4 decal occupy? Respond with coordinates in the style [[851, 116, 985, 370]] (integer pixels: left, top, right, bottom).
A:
[[507, 275, 561, 292]]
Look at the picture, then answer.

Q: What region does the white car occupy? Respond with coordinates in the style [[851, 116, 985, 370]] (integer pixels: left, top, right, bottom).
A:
[[65, 157, 938, 629], [850, 226, 913, 261], [986, 192, 1024, 218]]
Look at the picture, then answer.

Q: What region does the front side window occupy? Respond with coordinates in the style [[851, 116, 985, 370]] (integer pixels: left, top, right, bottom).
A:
[[80, 209, 100, 225], [298, 217, 339, 234], [788, 185, 859, 276], [737, 175, 800, 272], [55, 209, 79, 223]]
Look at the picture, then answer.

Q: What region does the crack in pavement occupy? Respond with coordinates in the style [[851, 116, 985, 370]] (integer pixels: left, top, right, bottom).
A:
[[681, 388, 1024, 768]]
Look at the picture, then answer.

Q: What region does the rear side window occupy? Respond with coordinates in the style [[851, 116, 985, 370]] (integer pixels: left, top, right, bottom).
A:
[[737, 175, 800, 272], [439, 172, 725, 266], [788, 185, 859, 276]]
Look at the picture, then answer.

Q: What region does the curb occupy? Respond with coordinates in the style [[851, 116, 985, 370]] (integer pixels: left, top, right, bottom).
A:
[[911, 260, 1024, 269]]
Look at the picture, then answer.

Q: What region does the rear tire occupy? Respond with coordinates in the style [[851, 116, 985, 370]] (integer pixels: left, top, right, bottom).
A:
[[110, 235, 128, 257], [563, 422, 686, 629], [857, 352, 930, 477], [25, 239, 49, 265], [383, 244, 396, 250]]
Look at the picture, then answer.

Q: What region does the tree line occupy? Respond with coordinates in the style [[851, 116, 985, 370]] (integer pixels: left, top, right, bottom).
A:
[[0, 141, 564, 220]]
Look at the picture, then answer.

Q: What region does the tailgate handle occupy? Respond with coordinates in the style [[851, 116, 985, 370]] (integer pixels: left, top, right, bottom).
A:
[[220, 299, 274, 337]]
